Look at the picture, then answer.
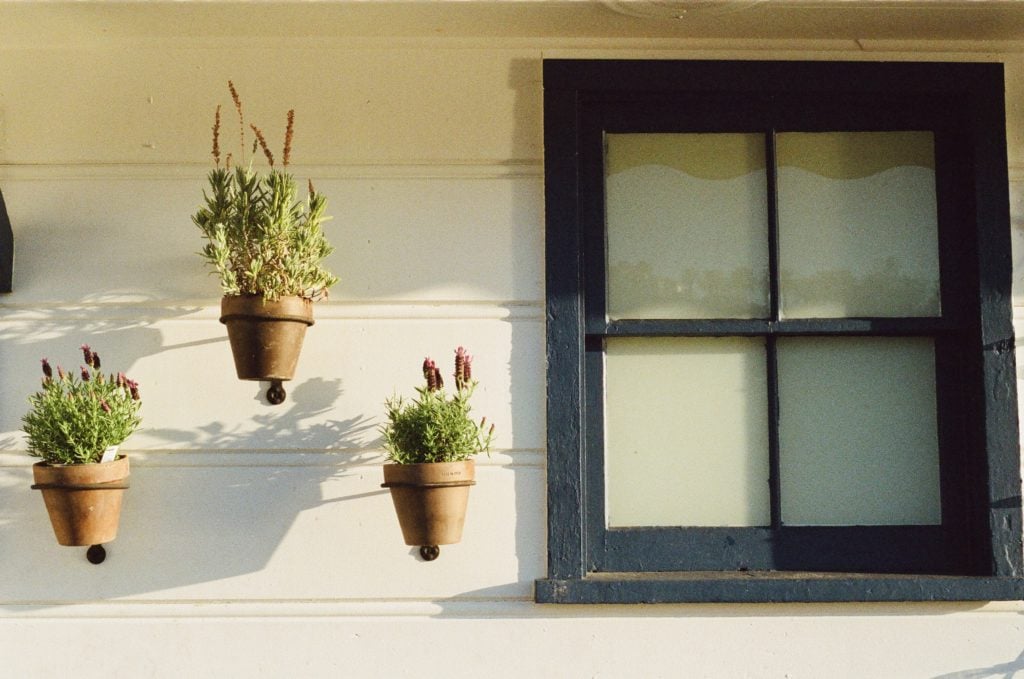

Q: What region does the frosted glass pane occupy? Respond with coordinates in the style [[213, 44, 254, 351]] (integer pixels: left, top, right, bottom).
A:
[[605, 133, 769, 319], [778, 337, 941, 526], [777, 132, 941, 318], [605, 337, 770, 527]]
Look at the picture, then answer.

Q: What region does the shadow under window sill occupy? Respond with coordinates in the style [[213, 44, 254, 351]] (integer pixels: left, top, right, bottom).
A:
[[535, 572, 1024, 604]]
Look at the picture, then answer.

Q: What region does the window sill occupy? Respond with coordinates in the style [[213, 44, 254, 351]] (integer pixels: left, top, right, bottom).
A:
[[535, 572, 1024, 604]]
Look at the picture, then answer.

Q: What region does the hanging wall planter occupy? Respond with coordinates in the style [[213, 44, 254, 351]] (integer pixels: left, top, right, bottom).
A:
[[380, 348, 494, 560], [32, 455, 130, 550], [193, 82, 337, 405], [220, 295, 314, 402], [382, 460, 475, 560], [22, 345, 141, 564]]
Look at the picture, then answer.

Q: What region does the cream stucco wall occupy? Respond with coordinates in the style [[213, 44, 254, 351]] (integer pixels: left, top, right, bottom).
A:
[[3, 11, 1024, 678]]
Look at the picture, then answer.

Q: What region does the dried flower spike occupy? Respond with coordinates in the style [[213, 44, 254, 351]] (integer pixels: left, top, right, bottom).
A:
[[228, 80, 245, 161], [250, 124, 274, 167], [212, 104, 222, 167], [283, 110, 294, 168]]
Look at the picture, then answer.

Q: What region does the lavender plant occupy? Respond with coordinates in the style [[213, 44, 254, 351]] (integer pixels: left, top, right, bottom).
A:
[[22, 345, 142, 465], [192, 81, 338, 302], [382, 347, 495, 464]]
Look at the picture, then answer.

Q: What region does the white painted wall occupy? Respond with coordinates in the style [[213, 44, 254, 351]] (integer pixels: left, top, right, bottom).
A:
[[3, 14, 1024, 678]]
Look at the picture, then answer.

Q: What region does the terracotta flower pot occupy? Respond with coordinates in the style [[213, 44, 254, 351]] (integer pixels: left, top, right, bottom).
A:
[[219, 295, 314, 381], [31, 455, 130, 546], [382, 460, 475, 547]]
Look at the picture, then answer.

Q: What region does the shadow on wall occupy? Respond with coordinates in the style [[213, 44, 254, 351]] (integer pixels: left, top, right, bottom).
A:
[[932, 645, 1024, 678], [426, 56, 551, 603], [0, 311, 182, 435], [0, 317, 377, 605]]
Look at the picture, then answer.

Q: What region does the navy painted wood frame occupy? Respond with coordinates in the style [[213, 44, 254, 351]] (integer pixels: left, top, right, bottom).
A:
[[0, 187, 11, 293], [537, 59, 1024, 604]]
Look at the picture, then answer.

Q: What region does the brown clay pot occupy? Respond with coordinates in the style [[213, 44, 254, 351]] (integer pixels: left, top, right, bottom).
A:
[[382, 460, 475, 546], [219, 295, 314, 381], [32, 455, 130, 546]]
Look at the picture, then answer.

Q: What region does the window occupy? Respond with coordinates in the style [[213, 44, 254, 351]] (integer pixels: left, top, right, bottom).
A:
[[536, 60, 1024, 603]]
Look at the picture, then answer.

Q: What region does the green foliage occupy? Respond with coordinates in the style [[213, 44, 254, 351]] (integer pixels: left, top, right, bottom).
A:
[[22, 346, 142, 465], [381, 349, 494, 464], [193, 167, 337, 301], [192, 82, 337, 302]]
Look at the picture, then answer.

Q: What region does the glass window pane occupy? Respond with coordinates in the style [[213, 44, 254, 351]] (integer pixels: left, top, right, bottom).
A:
[[605, 337, 770, 527], [605, 133, 770, 320], [777, 131, 941, 318], [777, 337, 941, 526]]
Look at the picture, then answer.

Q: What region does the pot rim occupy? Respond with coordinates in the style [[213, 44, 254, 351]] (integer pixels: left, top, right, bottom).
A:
[[32, 454, 129, 469], [220, 294, 315, 326]]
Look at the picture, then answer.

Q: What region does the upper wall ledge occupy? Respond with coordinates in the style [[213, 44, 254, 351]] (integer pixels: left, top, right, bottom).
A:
[[0, 162, 544, 182], [3, 0, 1024, 52]]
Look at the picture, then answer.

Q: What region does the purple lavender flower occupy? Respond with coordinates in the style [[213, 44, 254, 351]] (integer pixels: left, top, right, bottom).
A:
[[424, 358, 439, 391], [454, 347, 467, 390], [80, 344, 93, 367], [41, 358, 53, 379], [100, 399, 111, 413], [80, 366, 90, 381]]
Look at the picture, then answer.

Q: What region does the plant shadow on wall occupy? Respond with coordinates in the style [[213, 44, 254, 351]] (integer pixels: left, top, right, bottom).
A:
[[932, 644, 1024, 679], [0, 362, 376, 606], [86, 376, 378, 599]]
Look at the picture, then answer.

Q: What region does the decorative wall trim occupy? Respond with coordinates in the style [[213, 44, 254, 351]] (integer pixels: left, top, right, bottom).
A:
[[0, 161, 544, 182], [1, 598, 1020, 620], [5, 160, 1019, 183], [0, 301, 545, 322], [0, 600, 535, 618], [4, 34, 1021, 54], [0, 450, 545, 468]]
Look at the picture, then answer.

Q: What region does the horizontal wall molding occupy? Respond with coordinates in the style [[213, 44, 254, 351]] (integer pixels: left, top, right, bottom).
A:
[[6, 160, 1021, 184], [0, 599, 541, 619], [4, 34, 1022, 54], [0, 161, 544, 182], [0, 449, 545, 469], [0, 301, 544, 322], [2, 597, 1021, 620], [6, 160, 1018, 183]]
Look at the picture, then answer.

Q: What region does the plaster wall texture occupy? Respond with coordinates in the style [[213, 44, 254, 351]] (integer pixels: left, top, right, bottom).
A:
[[2, 36, 1024, 679]]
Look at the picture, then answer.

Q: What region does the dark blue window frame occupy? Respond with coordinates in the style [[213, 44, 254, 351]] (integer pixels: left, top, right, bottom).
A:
[[536, 59, 1024, 604]]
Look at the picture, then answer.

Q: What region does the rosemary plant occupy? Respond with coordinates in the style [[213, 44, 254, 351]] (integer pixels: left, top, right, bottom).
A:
[[382, 347, 495, 464], [22, 345, 142, 465], [192, 81, 338, 302]]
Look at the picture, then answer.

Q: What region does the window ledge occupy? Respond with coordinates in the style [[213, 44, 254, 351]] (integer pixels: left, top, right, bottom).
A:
[[535, 572, 1024, 604]]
